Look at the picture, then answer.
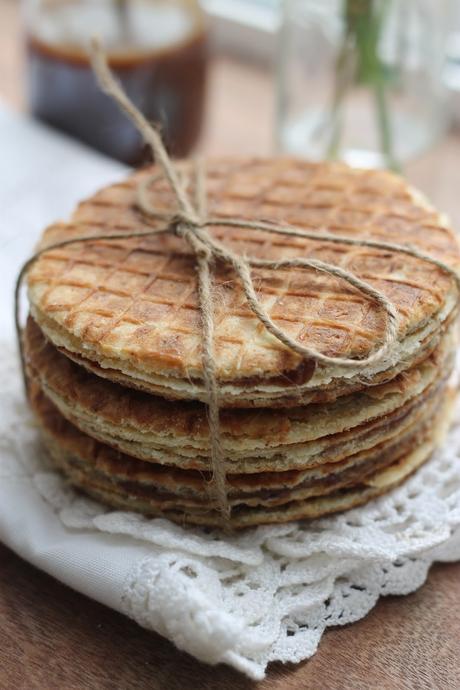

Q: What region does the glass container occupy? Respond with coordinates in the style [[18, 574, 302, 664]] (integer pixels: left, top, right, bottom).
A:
[[23, 0, 209, 165], [276, 0, 454, 170]]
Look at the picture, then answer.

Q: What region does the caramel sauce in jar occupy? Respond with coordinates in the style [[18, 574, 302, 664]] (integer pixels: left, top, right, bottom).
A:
[[25, 0, 208, 165]]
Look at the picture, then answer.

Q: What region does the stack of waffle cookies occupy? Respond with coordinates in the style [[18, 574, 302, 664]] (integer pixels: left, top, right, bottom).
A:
[[24, 159, 460, 528]]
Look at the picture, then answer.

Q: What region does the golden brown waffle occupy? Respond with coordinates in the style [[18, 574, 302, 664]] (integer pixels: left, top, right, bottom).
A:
[[27, 158, 460, 407], [24, 158, 460, 528], [31, 382, 455, 528], [25, 317, 453, 473], [31, 380, 443, 496]]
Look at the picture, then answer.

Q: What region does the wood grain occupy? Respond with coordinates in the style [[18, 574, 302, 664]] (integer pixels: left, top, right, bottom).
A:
[[1, 0, 460, 686], [1, 543, 460, 690]]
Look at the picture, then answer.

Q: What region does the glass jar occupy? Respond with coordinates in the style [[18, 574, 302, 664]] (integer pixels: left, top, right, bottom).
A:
[[276, 0, 454, 170], [23, 0, 209, 165]]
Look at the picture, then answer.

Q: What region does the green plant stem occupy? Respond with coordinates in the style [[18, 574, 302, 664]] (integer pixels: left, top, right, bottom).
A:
[[325, 0, 400, 172], [374, 75, 400, 172], [325, 36, 356, 160]]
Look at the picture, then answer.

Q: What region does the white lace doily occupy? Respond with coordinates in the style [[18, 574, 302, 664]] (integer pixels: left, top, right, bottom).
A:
[[2, 343, 460, 680]]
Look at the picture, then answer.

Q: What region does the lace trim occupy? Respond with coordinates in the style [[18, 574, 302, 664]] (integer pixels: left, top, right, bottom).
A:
[[3, 344, 460, 679]]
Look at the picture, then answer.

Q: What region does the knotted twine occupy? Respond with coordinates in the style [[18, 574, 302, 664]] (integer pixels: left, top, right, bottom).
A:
[[15, 39, 460, 524]]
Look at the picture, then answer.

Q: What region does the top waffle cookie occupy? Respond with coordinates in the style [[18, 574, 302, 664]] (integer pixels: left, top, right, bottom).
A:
[[27, 158, 460, 407]]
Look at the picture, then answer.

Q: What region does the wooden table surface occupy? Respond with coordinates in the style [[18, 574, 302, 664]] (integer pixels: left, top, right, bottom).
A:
[[1, 1, 460, 687]]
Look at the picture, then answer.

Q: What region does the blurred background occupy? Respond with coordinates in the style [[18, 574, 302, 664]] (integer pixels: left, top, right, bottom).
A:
[[2, 0, 460, 217]]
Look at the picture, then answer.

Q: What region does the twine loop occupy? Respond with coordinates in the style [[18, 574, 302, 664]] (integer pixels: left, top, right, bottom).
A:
[[14, 39, 460, 528], [176, 224, 213, 261]]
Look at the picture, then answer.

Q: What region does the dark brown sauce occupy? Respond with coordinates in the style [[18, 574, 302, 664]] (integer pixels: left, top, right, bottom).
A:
[[26, 21, 208, 165]]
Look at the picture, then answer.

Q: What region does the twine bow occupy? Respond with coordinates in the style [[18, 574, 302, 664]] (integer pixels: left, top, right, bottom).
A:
[[15, 39, 460, 525]]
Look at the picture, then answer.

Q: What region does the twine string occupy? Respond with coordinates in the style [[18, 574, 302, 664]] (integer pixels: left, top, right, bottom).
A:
[[135, 174, 403, 368], [14, 39, 460, 524]]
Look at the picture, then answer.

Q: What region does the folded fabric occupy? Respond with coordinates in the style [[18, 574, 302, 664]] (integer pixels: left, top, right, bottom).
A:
[[1, 343, 460, 678]]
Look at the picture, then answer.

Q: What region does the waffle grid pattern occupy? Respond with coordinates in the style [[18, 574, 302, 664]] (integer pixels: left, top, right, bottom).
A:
[[28, 159, 458, 380]]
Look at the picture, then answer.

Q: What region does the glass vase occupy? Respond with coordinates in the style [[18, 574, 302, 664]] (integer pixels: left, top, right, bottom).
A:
[[276, 0, 454, 170]]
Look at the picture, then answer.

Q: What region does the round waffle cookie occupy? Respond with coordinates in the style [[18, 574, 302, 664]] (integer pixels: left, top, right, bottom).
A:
[[27, 158, 460, 408], [24, 316, 455, 473], [23, 158, 460, 528], [29, 380, 455, 528]]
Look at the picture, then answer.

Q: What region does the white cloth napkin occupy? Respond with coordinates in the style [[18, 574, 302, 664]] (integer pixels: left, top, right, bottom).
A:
[[1, 107, 460, 680], [0, 103, 127, 340]]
